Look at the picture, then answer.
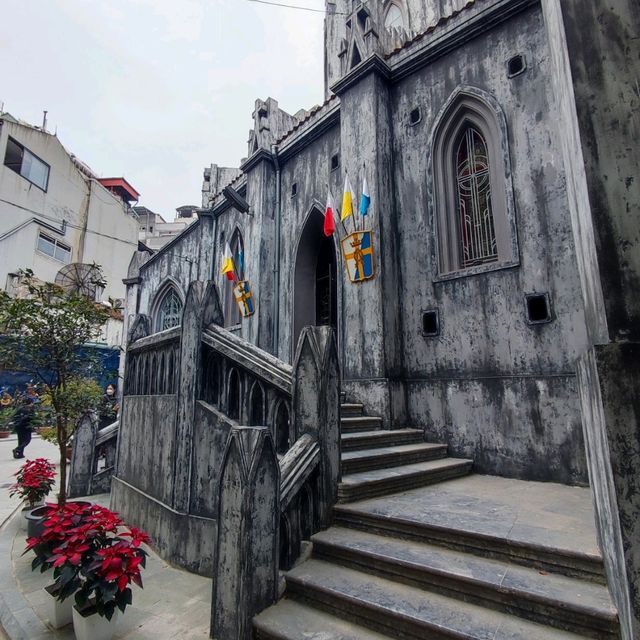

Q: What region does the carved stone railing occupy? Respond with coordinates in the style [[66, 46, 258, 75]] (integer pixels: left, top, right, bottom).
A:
[[110, 280, 340, 640], [210, 325, 340, 640], [68, 416, 119, 498], [124, 325, 181, 396]]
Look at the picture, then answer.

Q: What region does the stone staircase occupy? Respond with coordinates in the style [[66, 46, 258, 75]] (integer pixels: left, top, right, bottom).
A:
[[254, 401, 619, 640], [338, 402, 472, 502]]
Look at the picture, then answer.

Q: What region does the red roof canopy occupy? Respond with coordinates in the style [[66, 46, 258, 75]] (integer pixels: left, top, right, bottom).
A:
[[97, 177, 140, 203]]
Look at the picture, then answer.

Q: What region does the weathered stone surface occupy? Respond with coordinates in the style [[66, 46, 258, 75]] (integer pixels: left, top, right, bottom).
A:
[[68, 413, 98, 499], [578, 344, 640, 640], [174, 281, 223, 513], [116, 395, 178, 506], [127, 313, 151, 343], [211, 426, 279, 640], [292, 326, 341, 526]]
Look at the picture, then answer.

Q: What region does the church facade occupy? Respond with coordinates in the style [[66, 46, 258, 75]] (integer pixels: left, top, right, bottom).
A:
[[115, 1, 640, 635], [127, 0, 596, 484]]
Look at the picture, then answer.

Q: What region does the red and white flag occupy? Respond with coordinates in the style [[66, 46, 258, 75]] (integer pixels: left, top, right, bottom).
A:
[[323, 190, 336, 236]]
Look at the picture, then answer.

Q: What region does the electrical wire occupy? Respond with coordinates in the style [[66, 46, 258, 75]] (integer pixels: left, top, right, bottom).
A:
[[245, 0, 347, 15]]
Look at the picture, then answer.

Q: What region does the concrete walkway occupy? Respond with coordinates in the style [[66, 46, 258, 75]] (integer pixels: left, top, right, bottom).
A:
[[0, 435, 211, 639]]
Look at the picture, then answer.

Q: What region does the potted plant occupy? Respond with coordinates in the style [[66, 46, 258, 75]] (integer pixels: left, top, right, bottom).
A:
[[26, 502, 150, 638], [9, 458, 56, 533]]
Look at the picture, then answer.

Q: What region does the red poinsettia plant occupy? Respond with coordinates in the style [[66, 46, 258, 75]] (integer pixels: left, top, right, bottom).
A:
[[10, 458, 56, 507], [25, 501, 150, 619]]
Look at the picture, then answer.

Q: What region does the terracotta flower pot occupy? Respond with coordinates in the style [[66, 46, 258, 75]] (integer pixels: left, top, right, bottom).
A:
[[0, 430, 10, 439]]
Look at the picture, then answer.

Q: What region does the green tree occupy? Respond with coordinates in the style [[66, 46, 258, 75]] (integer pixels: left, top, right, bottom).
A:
[[0, 269, 110, 504]]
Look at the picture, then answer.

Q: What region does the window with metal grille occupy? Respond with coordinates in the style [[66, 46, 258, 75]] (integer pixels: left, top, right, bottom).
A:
[[455, 127, 498, 268], [430, 88, 519, 278], [157, 289, 182, 331]]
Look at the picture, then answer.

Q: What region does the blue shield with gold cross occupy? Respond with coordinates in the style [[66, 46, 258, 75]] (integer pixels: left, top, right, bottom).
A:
[[233, 280, 255, 318], [341, 230, 375, 283]]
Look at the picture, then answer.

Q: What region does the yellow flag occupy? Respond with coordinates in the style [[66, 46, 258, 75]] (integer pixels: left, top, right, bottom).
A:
[[221, 243, 236, 281], [341, 174, 354, 221]]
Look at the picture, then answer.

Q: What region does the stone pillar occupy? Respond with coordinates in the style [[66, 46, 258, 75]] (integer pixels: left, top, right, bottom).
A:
[[210, 426, 279, 640], [331, 55, 406, 427], [541, 2, 640, 638], [577, 345, 640, 640], [173, 282, 223, 513], [292, 326, 341, 527], [68, 414, 98, 499]]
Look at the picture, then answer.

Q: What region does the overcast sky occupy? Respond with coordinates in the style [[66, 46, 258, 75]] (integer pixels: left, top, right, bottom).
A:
[[1, 0, 325, 218]]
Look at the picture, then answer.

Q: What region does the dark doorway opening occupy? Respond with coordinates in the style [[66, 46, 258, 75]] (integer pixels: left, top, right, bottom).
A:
[[293, 209, 338, 355], [315, 235, 337, 328]]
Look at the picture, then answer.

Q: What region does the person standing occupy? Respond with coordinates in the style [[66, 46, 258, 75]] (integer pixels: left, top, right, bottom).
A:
[[12, 386, 38, 459], [99, 383, 118, 428]]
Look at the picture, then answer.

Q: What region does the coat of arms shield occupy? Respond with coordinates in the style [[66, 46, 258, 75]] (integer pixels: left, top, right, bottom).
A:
[[340, 230, 375, 283], [233, 280, 255, 318]]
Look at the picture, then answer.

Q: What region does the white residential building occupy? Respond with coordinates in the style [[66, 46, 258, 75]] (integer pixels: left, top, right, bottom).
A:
[[0, 112, 140, 345], [135, 205, 199, 251], [0, 113, 140, 300]]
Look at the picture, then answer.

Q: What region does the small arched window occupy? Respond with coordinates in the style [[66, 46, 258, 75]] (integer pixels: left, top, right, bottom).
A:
[[384, 4, 403, 30], [156, 288, 182, 331], [431, 88, 518, 277]]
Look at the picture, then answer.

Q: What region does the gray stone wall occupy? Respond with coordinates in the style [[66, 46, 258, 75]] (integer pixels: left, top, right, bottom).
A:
[[388, 5, 589, 481], [116, 395, 178, 505], [137, 216, 215, 326], [135, 1, 593, 484], [276, 126, 342, 359], [189, 402, 234, 518]]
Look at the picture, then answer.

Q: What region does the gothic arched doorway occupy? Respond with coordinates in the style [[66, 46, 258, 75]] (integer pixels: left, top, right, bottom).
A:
[[293, 209, 338, 355]]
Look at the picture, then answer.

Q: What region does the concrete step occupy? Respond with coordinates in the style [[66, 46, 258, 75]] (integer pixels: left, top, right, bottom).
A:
[[338, 457, 473, 502], [311, 527, 619, 639], [253, 598, 391, 639], [341, 428, 423, 452], [333, 491, 606, 583], [285, 559, 589, 640], [341, 416, 383, 433], [342, 442, 448, 474], [341, 402, 364, 417]]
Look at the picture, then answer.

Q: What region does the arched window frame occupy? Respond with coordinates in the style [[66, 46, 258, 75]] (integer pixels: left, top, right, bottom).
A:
[[383, 1, 404, 31], [152, 282, 184, 332], [223, 228, 244, 328], [429, 87, 519, 279]]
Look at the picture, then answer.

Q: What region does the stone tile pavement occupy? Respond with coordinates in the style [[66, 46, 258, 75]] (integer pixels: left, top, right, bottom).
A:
[[0, 435, 212, 639]]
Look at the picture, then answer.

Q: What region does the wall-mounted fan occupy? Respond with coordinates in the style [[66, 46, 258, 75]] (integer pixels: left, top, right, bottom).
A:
[[55, 263, 105, 300]]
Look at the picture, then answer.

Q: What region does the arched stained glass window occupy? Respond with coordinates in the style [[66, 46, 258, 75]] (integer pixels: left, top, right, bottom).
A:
[[431, 88, 518, 276], [157, 289, 182, 331], [384, 4, 403, 30], [455, 126, 497, 267]]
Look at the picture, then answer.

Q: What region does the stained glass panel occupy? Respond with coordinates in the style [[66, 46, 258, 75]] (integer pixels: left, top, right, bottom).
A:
[[455, 127, 498, 268], [158, 289, 182, 331]]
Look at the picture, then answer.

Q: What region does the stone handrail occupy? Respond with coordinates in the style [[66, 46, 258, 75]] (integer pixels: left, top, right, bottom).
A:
[[127, 325, 181, 352], [68, 417, 119, 498], [210, 325, 340, 640], [279, 433, 320, 511], [202, 323, 292, 395]]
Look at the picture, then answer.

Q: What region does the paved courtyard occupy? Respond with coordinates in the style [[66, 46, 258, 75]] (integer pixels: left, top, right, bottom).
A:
[[0, 434, 212, 640]]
